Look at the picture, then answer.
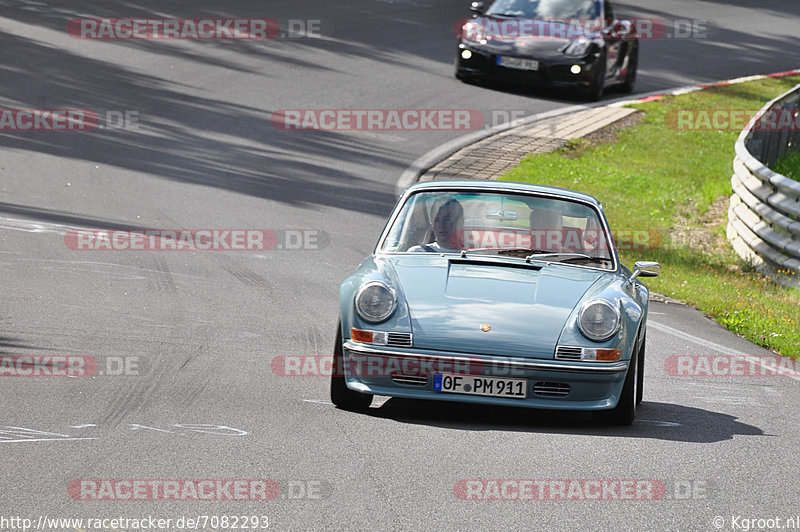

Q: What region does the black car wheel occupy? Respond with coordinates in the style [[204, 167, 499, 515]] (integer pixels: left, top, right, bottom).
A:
[[593, 341, 638, 425], [330, 321, 373, 411], [620, 46, 638, 93], [636, 332, 645, 404], [585, 53, 606, 101]]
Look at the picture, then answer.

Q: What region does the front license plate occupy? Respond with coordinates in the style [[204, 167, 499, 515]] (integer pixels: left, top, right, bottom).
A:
[[497, 56, 539, 70], [433, 373, 527, 399]]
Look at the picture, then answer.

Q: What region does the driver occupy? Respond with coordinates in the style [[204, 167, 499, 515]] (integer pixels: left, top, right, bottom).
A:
[[409, 198, 464, 252]]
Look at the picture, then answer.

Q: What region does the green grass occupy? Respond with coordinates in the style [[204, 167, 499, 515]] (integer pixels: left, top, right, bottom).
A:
[[773, 150, 800, 181], [501, 75, 800, 358]]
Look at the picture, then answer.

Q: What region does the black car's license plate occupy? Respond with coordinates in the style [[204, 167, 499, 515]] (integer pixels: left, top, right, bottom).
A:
[[497, 56, 539, 70], [433, 373, 527, 399]]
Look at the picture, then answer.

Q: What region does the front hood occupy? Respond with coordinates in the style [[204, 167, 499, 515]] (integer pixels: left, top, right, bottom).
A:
[[386, 256, 608, 358]]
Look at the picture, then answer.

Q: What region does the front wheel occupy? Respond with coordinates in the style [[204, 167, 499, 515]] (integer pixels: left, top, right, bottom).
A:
[[620, 46, 638, 93], [330, 321, 373, 411], [594, 344, 638, 425], [584, 53, 606, 101], [636, 332, 645, 404]]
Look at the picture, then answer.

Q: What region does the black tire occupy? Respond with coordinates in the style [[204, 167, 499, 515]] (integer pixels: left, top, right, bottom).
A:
[[593, 342, 638, 425], [330, 321, 373, 411], [620, 46, 638, 93], [636, 332, 645, 405], [585, 55, 606, 101]]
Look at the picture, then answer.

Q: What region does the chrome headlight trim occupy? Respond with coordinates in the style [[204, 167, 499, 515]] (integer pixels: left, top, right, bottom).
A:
[[355, 280, 397, 324], [577, 299, 621, 342]]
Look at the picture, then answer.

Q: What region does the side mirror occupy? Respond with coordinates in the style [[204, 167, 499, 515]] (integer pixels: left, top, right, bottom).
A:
[[629, 261, 660, 284], [470, 1, 485, 15]]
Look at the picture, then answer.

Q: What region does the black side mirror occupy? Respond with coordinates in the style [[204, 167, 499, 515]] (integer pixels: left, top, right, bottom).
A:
[[470, 1, 485, 15]]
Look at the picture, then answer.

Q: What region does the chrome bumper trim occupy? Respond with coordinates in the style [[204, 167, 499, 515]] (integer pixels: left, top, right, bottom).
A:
[[343, 341, 628, 374]]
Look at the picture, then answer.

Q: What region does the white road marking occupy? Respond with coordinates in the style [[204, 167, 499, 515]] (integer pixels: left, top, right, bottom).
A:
[[0, 216, 74, 235], [303, 399, 333, 405]]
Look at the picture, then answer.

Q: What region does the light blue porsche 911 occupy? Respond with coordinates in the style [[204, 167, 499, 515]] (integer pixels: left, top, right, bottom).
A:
[[331, 180, 659, 424]]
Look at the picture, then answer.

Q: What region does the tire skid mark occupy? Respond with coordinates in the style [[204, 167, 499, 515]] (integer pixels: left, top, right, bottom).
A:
[[221, 262, 273, 291]]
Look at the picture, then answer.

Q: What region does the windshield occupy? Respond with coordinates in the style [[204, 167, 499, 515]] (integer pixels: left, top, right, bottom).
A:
[[380, 190, 615, 269], [485, 0, 600, 19]]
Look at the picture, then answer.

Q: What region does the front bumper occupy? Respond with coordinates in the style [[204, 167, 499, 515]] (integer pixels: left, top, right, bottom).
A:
[[342, 341, 629, 411], [455, 44, 600, 89]]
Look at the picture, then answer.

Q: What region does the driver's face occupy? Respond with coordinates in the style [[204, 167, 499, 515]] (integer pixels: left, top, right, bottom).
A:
[[433, 206, 458, 245]]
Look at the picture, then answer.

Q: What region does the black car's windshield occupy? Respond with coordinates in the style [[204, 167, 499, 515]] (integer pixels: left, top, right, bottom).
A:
[[485, 0, 600, 19], [380, 190, 615, 269]]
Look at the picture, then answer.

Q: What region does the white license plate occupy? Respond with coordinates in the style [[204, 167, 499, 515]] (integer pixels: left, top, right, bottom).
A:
[[433, 373, 527, 399], [498, 56, 539, 71]]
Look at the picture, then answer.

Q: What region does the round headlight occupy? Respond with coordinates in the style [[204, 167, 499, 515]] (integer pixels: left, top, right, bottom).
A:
[[355, 281, 397, 323], [578, 300, 620, 341]]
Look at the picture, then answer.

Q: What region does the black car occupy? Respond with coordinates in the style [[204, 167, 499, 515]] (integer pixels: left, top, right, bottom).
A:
[[455, 0, 638, 100]]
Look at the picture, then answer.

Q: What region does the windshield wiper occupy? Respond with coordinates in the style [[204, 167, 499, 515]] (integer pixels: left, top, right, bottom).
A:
[[465, 247, 545, 256], [558, 255, 612, 264], [524, 251, 592, 263]]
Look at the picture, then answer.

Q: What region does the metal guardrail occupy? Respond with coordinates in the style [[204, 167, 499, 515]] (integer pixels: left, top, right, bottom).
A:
[[727, 84, 800, 287]]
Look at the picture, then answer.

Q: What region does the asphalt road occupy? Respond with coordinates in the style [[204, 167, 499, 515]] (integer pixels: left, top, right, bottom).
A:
[[1, 1, 799, 530]]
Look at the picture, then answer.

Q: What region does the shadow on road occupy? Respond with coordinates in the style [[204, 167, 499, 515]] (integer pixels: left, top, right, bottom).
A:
[[361, 398, 763, 443]]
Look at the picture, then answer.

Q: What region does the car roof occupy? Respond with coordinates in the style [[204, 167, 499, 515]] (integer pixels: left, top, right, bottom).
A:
[[403, 180, 603, 208]]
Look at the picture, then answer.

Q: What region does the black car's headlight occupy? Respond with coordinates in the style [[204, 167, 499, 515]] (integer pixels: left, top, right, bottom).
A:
[[578, 300, 620, 341], [561, 39, 591, 57], [355, 281, 397, 323]]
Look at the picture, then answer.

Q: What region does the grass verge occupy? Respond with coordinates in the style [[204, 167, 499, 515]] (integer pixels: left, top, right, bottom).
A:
[[502, 75, 800, 358], [773, 150, 800, 181]]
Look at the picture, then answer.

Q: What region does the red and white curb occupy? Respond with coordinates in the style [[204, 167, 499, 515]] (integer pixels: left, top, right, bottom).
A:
[[609, 68, 800, 106]]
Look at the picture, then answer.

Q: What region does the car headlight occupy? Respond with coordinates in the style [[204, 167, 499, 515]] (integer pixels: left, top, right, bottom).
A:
[[578, 300, 620, 341], [562, 39, 591, 57], [355, 281, 397, 323]]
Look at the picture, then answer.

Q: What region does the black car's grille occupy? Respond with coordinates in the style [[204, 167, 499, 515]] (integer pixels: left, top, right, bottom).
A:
[[386, 332, 412, 347], [533, 382, 570, 397], [391, 375, 428, 386], [555, 346, 583, 361]]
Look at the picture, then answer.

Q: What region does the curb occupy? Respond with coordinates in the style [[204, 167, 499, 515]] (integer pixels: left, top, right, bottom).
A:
[[396, 68, 800, 195]]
